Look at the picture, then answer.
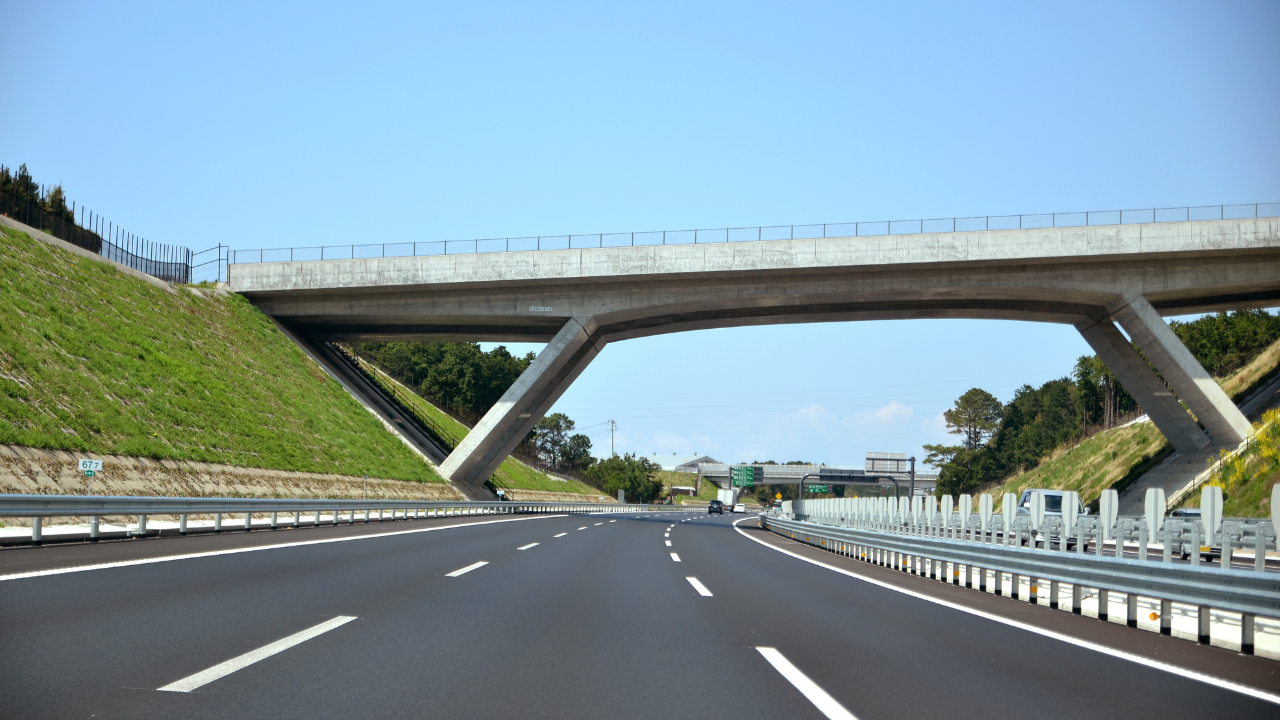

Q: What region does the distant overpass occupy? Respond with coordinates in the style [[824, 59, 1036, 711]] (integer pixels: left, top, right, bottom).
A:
[[230, 212, 1280, 492]]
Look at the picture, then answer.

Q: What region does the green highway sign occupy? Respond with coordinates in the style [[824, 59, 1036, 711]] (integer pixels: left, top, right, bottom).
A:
[[731, 466, 755, 487], [84, 470, 95, 477], [804, 484, 828, 493]]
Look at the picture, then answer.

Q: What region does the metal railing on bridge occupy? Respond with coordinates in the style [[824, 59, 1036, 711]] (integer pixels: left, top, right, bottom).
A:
[[227, 202, 1280, 266]]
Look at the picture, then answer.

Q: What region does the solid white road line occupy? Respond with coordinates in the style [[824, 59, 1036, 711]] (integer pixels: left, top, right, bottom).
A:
[[670, 552, 681, 562], [0, 515, 565, 583], [517, 543, 539, 550], [756, 647, 856, 720], [686, 577, 713, 596], [732, 518, 1280, 707], [158, 616, 357, 693], [665, 540, 672, 547], [446, 561, 488, 577]]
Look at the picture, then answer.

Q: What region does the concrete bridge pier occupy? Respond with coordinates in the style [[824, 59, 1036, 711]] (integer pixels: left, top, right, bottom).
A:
[[1075, 314, 1211, 455], [1109, 295, 1252, 446], [438, 317, 605, 489]]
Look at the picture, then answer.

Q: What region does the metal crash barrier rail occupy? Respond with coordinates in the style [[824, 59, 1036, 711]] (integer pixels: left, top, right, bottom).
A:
[[762, 486, 1280, 655], [0, 495, 699, 545]]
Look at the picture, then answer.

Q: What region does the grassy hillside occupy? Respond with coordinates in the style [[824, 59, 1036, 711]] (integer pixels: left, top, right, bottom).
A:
[[982, 336, 1280, 511], [0, 224, 439, 482], [981, 420, 1168, 510], [1178, 409, 1280, 518], [353, 357, 601, 495]]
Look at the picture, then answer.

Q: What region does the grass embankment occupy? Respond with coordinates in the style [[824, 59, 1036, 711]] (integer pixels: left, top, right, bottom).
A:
[[983, 336, 1280, 512], [981, 421, 1167, 510], [1178, 409, 1280, 518], [0, 224, 439, 482], [354, 358, 601, 495]]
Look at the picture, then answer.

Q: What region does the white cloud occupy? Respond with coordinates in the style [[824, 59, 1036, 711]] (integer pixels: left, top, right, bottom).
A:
[[853, 400, 914, 426]]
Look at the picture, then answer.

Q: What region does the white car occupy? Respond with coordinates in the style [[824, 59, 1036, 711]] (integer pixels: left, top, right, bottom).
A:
[[733, 503, 746, 513]]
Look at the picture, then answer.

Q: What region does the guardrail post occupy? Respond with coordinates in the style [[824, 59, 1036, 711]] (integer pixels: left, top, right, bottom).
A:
[[363, 509, 369, 523], [1029, 578, 1039, 604], [1049, 580, 1060, 609], [245, 511, 253, 532], [1221, 533, 1232, 570], [1072, 584, 1082, 614], [1190, 526, 1201, 566], [1127, 594, 1138, 628], [1198, 606, 1211, 644], [271, 511, 279, 529], [1242, 614, 1256, 654], [1163, 526, 1173, 563], [1011, 572, 1020, 600], [1099, 589, 1109, 622], [90, 515, 100, 541], [31, 517, 41, 545], [179, 514, 187, 535], [138, 514, 148, 537], [214, 512, 223, 533], [1137, 524, 1148, 562], [994, 569, 1002, 596], [979, 567, 987, 591]]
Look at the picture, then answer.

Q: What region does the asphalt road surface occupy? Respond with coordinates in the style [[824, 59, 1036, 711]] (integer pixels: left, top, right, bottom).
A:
[[1, 511, 1277, 719]]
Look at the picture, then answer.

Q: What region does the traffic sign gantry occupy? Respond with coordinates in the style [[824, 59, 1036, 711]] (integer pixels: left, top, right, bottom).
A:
[[731, 465, 763, 487]]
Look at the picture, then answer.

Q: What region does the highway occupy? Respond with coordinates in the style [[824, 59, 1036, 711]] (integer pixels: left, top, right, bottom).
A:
[[2, 512, 1278, 719]]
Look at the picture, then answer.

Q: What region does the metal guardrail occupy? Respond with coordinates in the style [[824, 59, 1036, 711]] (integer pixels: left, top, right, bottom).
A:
[[763, 516, 1280, 619], [0, 495, 697, 545], [763, 485, 1280, 654], [226, 202, 1280, 265]]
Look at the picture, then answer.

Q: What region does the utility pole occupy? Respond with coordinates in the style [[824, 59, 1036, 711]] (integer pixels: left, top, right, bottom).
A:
[[608, 420, 617, 457], [908, 456, 916, 498]]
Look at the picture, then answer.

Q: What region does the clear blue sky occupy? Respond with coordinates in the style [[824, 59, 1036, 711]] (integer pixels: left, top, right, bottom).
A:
[[4, 2, 1278, 467]]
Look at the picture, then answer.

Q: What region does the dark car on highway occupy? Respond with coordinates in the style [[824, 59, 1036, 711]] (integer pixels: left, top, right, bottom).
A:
[[708, 500, 724, 515]]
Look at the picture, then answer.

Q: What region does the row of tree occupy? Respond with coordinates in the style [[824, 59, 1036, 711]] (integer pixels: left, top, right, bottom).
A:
[[0, 164, 75, 222], [925, 310, 1280, 497]]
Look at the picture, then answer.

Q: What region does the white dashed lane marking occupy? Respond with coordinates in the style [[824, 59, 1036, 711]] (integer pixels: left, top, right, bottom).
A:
[[756, 647, 857, 719], [446, 561, 488, 577], [553, 533, 568, 538], [517, 543, 539, 550], [686, 577, 713, 596], [577, 526, 588, 531], [670, 553, 681, 562], [158, 616, 357, 693], [665, 540, 672, 547]]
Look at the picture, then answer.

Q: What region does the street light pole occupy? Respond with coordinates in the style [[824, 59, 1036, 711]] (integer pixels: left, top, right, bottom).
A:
[[909, 456, 916, 498]]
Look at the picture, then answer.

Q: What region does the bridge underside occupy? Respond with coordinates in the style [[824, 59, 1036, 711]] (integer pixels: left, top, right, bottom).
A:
[[237, 220, 1280, 490], [264, 290, 1262, 491]]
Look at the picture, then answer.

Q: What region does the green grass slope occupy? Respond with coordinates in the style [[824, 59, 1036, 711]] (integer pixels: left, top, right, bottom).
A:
[[353, 356, 601, 494], [981, 337, 1280, 511], [1179, 409, 1280, 518], [0, 224, 439, 482]]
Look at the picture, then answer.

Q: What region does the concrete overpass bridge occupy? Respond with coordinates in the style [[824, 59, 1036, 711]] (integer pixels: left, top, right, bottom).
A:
[[229, 214, 1280, 494]]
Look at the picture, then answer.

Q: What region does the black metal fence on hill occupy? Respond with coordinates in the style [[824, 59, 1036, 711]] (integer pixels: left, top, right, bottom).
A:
[[0, 188, 222, 285]]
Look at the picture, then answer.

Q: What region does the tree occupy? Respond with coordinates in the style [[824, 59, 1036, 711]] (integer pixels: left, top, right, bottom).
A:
[[559, 433, 596, 472], [943, 388, 1003, 450], [534, 413, 574, 468], [585, 454, 663, 503]]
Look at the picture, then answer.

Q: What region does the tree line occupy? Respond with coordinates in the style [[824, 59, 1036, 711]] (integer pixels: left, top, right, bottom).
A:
[[0, 164, 75, 222], [354, 341, 666, 502], [926, 310, 1280, 497]]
